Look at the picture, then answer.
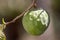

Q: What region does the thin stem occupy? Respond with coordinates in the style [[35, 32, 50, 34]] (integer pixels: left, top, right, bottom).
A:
[[6, 0, 36, 25]]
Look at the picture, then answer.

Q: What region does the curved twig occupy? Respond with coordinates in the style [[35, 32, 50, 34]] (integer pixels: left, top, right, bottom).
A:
[[6, 0, 36, 25]]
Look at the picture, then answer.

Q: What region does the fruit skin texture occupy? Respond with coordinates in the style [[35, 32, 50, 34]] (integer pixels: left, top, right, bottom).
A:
[[22, 9, 49, 35]]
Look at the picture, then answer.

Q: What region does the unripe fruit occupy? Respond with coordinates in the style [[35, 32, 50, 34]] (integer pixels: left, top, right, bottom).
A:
[[22, 8, 50, 35]]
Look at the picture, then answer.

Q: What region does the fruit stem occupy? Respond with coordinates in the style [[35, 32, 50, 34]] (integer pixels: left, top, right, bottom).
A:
[[2, 18, 6, 24], [0, 18, 6, 30], [6, 0, 37, 25]]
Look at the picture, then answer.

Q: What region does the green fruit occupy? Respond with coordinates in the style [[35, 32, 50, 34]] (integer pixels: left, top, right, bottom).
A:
[[22, 8, 50, 35]]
